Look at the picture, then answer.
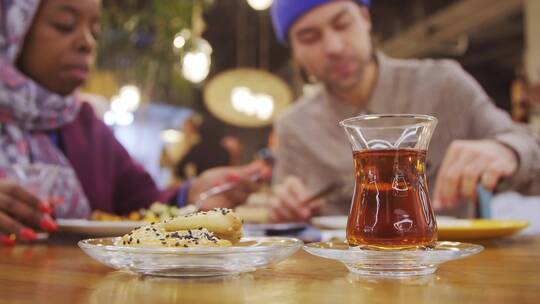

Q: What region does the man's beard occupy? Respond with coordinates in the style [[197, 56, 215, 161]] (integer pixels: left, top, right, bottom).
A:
[[322, 55, 372, 94]]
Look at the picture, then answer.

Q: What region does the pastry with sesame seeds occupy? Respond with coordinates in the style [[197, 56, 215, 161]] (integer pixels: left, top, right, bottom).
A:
[[115, 208, 242, 247], [163, 208, 243, 243]]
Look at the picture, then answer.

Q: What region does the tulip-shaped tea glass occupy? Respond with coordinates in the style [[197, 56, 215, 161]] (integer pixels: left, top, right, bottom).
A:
[[340, 114, 438, 250]]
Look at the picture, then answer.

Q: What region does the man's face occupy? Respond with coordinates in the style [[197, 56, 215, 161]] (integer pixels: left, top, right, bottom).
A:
[[289, 1, 373, 92]]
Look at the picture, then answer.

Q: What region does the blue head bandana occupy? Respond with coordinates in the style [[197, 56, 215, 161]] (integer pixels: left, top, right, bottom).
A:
[[271, 0, 371, 45]]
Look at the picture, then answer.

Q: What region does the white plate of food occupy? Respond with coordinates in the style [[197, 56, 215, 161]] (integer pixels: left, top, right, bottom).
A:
[[57, 219, 146, 237], [243, 223, 309, 236], [311, 216, 348, 230], [59, 202, 197, 237]]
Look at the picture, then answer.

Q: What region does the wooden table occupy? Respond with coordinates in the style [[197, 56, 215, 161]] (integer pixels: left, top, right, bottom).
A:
[[1, 235, 539, 304]]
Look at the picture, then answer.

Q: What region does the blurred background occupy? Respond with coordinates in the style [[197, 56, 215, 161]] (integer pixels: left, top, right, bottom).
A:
[[82, 0, 540, 189]]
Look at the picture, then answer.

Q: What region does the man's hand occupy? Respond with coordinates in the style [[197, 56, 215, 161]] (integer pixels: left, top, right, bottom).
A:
[[268, 175, 325, 223], [433, 139, 518, 210], [188, 161, 270, 210]]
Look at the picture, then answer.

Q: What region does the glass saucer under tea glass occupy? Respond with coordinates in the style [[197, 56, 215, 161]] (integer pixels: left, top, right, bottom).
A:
[[79, 236, 302, 277], [303, 241, 483, 277]]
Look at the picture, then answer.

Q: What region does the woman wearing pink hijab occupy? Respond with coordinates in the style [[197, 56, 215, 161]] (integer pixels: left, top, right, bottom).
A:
[[0, 0, 265, 245]]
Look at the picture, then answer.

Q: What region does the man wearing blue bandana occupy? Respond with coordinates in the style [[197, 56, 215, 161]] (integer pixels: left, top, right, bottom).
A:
[[268, 0, 540, 222]]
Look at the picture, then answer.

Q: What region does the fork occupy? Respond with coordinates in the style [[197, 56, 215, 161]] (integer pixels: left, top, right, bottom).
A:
[[193, 171, 266, 210]]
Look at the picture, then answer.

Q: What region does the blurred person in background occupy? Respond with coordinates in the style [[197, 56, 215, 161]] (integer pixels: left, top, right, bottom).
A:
[[160, 113, 245, 185], [0, 0, 266, 245], [268, 0, 540, 222], [174, 115, 244, 180]]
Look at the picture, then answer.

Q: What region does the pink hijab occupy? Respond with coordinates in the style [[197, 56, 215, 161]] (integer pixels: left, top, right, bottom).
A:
[[0, 0, 91, 218]]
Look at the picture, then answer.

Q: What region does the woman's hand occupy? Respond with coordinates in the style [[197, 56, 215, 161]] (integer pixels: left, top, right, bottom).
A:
[[0, 180, 58, 246], [188, 161, 271, 210]]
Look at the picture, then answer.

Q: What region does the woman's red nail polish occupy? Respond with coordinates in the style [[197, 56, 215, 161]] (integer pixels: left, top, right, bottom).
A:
[[38, 202, 53, 214], [49, 196, 65, 207], [261, 168, 272, 179], [40, 218, 58, 232], [20, 228, 37, 241], [225, 174, 241, 182], [1, 234, 16, 246]]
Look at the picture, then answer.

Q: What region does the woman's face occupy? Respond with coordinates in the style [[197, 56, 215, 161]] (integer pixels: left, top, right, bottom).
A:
[[17, 0, 101, 96]]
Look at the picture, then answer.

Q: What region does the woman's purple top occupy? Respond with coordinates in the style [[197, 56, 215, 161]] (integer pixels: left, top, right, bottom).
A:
[[58, 102, 174, 214]]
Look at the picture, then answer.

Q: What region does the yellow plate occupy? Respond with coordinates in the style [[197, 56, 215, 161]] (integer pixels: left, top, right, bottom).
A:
[[437, 219, 529, 240]]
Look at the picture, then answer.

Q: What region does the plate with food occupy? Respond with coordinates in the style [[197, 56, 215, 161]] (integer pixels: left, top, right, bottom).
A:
[[436, 218, 529, 240], [79, 208, 303, 277], [311, 216, 348, 230], [311, 216, 457, 230], [57, 219, 144, 237], [58, 203, 197, 237], [243, 222, 309, 236], [311, 216, 529, 240]]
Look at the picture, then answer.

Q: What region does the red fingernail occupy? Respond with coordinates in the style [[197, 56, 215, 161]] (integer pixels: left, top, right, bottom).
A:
[[38, 202, 53, 214], [226, 173, 241, 182], [261, 168, 272, 179], [248, 160, 262, 170], [50, 196, 65, 207], [1, 234, 16, 246], [40, 218, 58, 232], [20, 228, 37, 241]]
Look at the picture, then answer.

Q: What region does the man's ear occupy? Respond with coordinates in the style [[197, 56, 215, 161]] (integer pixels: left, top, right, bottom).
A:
[[358, 5, 372, 32], [293, 59, 317, 84]]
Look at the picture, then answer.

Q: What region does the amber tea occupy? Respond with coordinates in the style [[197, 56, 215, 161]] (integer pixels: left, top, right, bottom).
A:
[[346, 149, 437, 249]]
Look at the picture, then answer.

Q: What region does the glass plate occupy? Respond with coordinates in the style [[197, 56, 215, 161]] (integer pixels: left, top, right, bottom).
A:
[[303, 241, 483, 277], [79, 236, 302, 277]]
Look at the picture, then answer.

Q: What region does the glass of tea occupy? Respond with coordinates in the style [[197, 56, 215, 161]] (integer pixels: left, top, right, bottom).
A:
[[339, 114, 438, 250]]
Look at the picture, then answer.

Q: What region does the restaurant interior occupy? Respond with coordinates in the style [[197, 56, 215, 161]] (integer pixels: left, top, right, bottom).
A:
[[0, 0, 539, 303]]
